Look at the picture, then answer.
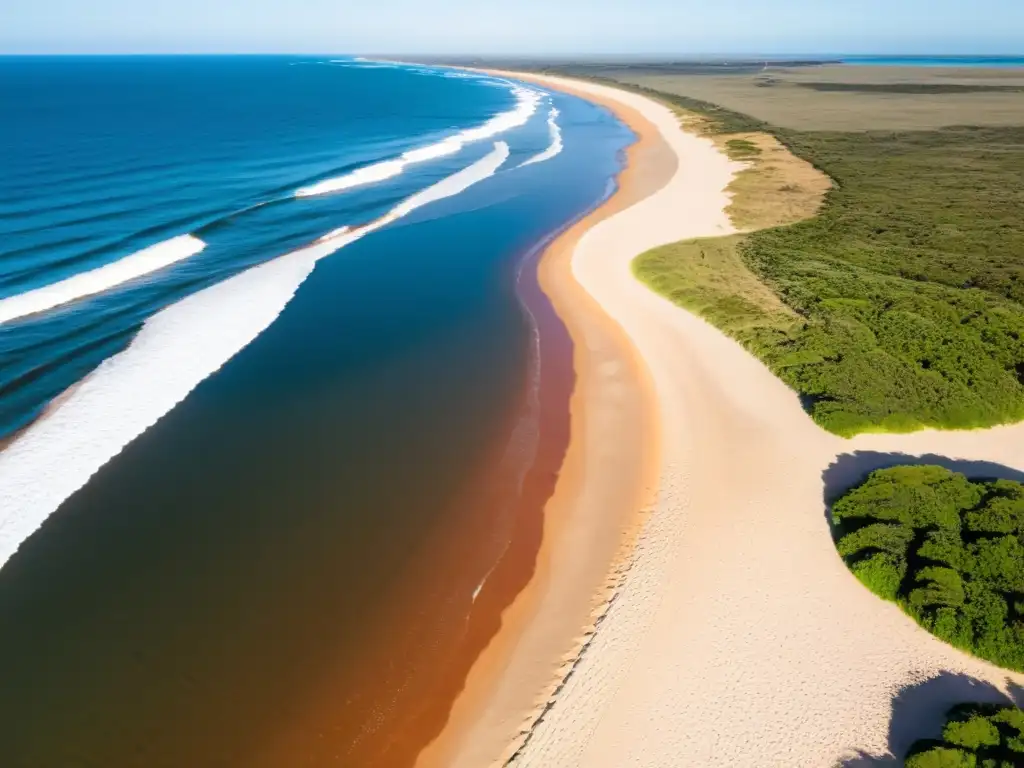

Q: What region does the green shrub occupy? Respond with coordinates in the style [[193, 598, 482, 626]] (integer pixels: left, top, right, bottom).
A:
[[909, 566, 966, 611], [737, 126, 1024, 434], [835, 522, 914, 559], [831, 464, 980, 530], [851, 552, 905, 601], [965, 482, 1024, 535], [906, 703, 1024, 767], [943, 715, 1001, 749], [905, 747, 976, 767], [834, 466, 1024, 671]]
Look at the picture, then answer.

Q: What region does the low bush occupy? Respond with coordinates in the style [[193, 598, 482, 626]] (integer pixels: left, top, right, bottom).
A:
[[833, 465, 1024, 671], [905, 702, 1024, 767], [623, 79, 1024, 435]]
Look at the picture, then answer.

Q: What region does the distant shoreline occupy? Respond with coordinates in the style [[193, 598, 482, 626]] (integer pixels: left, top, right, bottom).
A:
[[394, 55, 1024, 79]]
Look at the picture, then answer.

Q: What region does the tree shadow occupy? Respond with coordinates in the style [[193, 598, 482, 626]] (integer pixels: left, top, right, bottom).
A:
[[822, 451, 1024, 532], [836, 673, 1024, 766], [825, 455, 1024, 764]]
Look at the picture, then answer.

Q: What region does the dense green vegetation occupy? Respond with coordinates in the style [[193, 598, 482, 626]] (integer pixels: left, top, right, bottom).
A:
[[602, 73, 1024, 434], [832, 466, 1024, 671], [739, 126, 1024, 434], [543, 67, 1024, 433], [904, 702, 1024, 767]]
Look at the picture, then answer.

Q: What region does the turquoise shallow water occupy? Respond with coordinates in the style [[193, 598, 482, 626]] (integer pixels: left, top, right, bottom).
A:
[[0, 56, 632, 766]]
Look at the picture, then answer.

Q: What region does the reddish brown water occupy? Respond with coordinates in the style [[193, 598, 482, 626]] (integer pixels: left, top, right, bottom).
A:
[[247, 236, 577, 767], [0, 89, 629, 768]]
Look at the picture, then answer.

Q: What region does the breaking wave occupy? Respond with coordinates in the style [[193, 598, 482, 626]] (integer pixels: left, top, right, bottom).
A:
[[0, 69, 541, 330], [519, 107, 563, 168], [0, 142, 510, 572], [0, 234, 206, 326], [295, 84, 540, 198]]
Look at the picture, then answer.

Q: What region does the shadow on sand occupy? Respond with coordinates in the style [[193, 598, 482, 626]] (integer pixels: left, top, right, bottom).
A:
[[822, 451, 1024, 534], [837, 673, 1024, 766], [824, 453, 1024, 764], [823, 451, 1024, 505]]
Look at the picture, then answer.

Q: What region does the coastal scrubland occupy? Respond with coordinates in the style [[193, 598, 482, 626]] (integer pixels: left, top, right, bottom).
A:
[[545, 63, 1024, 435], [831, 465, 1024, 672], [582, 64, 1024, 131], [904, 702, 1024, 767]]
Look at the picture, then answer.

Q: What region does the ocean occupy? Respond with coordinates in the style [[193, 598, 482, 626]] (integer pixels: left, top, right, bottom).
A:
[[0, 56, 632, 766], [841, 55, 1024, 67]]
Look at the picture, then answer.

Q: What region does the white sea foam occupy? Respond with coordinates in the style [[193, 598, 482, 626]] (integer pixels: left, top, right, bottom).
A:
[[332, 60, 394, 69], [0, 234, 206, 326], [295, 84, 539, 198], [401, 137, 464, 163], [0, 142, 510, 572], [316, 225, 352, 242], [518, 106, 563, 168], [391, 141, 508, 218], [298, 158, 407, 196]]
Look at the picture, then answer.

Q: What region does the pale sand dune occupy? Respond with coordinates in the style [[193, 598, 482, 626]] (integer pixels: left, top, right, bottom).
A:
[[497, 75, 1024, 767]]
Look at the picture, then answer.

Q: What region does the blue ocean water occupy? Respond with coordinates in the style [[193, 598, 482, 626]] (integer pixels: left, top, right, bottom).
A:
[[842, 55, 1024, 67], [0, 56, 522, 436], [0, 55, 632, 766]]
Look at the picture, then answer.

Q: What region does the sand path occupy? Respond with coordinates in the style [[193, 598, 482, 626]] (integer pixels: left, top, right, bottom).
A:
[[503, 75, 1024, 767]]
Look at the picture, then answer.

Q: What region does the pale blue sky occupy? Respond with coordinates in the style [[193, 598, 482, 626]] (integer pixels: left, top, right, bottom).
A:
[[3, 0, 1023, 55]]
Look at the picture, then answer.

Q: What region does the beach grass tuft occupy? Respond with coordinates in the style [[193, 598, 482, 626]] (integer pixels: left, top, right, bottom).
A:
[[724, 138, 761, 157], [633, 234, 799, 340]]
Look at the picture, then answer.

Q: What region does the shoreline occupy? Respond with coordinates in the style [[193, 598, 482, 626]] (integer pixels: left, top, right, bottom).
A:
[[488, 76, 1024, 768], [14, 64, 1024, 767], [0, 74, 645, 768], [412, 73, 672, 767]]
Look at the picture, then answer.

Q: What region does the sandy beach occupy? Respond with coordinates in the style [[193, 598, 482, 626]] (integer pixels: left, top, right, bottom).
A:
[[423, 73, 1024, 767], [413, 73, 671, 768]]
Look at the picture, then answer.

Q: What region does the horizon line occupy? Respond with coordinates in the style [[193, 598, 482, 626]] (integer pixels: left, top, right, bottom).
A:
[[3, 51, 1024, 58]]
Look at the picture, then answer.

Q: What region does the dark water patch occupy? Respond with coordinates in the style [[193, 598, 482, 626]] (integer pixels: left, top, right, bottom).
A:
[[0, 217, 531, 765], [0, 332, 136, 437], [0, 325, 138, 397]]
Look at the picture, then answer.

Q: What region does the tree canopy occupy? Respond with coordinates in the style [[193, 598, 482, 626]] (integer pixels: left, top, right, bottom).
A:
[[906, 703, 1024, 768], [833, 466, 1024, 670]]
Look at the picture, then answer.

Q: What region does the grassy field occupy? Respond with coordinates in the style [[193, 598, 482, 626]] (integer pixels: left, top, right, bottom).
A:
[[553, 62, 1024, 435], [634, 129, 825, 355], [587, 64, 1024, 130]]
